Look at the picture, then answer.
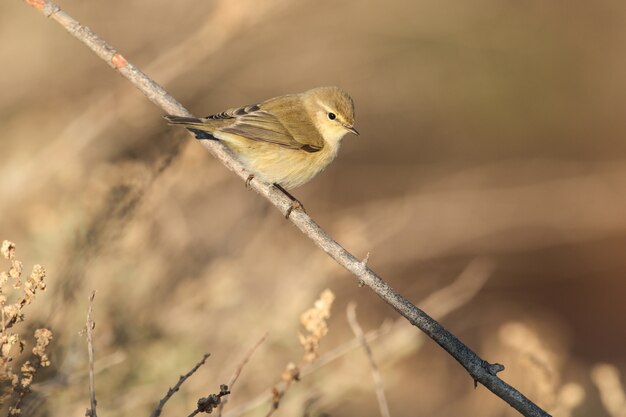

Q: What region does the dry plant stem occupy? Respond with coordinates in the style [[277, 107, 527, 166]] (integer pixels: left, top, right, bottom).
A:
[[347, 303, 391, 417], [151, 353, 211, 417], [216, 333, 268, 417], [225, 259, 489, 417], [86, 291, 97, 417], [222, 322, 395, 417], [21, 2, 549, 416]]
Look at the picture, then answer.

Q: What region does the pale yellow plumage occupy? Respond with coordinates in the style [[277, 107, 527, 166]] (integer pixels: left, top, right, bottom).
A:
[[164, 86, 358, 189]]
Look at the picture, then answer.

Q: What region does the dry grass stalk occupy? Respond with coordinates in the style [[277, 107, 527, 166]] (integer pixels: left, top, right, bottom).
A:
[[347, 302, 391, 417], [265, 289, 335, 417], [84, 291, 97, 417], [0, 240, 52, 416], [216, 333, 268, 417]]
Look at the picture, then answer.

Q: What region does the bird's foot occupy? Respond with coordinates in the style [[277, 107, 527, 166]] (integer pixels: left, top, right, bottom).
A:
[[245, 174, 254, 188], [273, 183, 306, 219], [285, 199, 306, 219]]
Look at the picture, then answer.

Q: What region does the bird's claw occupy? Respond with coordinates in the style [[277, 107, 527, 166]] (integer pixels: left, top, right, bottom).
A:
[[285, 200, 306, 219], [272, 183, 306, 219], [245, 174, 254, 189]]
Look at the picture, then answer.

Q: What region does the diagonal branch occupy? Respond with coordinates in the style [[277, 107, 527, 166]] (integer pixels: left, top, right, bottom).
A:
[[151, 353, 211, 417], [20, 1, 550, 416]]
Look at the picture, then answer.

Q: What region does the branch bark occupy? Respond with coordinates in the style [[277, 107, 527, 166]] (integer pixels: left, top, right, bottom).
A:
[[21, 1, 551, 416]]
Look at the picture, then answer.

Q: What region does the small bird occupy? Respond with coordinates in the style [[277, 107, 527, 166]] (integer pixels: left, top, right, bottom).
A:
[[164, 86, 358, 216]]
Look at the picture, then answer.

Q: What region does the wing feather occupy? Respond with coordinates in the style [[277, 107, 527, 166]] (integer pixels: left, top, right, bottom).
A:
[[204, 99, 323, 152]]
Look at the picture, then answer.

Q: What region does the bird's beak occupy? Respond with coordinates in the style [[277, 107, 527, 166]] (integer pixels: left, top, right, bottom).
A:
[[344, 125, 360, 136]]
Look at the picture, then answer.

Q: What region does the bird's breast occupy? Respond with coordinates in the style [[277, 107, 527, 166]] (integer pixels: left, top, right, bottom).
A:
[[226, 138, 341, 189]]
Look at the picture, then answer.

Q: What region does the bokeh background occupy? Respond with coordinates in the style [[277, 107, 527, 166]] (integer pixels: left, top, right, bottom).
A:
[[1, 0, 626, 415]]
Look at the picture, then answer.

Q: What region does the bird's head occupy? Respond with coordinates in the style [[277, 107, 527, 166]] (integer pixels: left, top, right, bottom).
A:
[[303, 86, 359, 146]]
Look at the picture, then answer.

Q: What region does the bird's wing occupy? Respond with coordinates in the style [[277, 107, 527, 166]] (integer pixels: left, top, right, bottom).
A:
[[206, 100, 324, 152]]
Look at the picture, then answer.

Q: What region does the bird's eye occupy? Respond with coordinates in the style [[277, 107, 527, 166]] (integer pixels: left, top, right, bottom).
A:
[[327, 112, 336, 120]]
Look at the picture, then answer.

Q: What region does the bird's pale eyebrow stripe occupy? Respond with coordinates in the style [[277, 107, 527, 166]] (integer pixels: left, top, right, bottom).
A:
[[316, 100, 334, 114]]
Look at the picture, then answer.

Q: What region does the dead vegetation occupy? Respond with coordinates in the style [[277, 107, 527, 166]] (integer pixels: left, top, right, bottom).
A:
[[2, 0, 626, 416]]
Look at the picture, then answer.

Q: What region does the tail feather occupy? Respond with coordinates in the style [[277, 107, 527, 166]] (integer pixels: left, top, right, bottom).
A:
[[163, 115, 204, 125], [187, 128, 216, 140], [163, 115, 216, 140]]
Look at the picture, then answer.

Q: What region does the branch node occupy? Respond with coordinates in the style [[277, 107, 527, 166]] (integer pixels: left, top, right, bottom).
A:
[[474, 361, 506, 388], [111, 53, 128, 70], [361, 252, 371, 267], [356, 252, 371, 287], [484, 361, 505, 376], [196, 385, 230, 414]]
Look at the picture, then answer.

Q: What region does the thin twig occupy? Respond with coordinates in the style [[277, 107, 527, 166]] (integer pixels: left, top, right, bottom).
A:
[[347, 302, 391, 417], [224, 258, 490, 417], [151, 353, 211, 417], [85, 291, 97, 417], [223, 323, 391, 417], [216, 333, 268, 417], [21, 2, 550, 416]]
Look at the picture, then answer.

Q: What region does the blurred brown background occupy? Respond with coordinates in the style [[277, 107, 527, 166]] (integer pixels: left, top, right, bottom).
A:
[[1, 0, 626, 416]]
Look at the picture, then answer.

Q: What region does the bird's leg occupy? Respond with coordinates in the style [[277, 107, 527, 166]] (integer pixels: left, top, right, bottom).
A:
[[273, 183, 306, 218], [245, 174, 254, 188]]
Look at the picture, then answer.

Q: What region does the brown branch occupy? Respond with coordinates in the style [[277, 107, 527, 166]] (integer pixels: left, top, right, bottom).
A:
[[85, 291, 97, 417], [347, 303, 391, 417], [21, 2, 550, 416], [151, 353, 211, 417]]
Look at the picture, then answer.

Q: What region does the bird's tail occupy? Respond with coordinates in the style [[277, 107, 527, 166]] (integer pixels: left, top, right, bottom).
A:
[[163, 115, 216, 140], [163, 115, 204, 125]]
